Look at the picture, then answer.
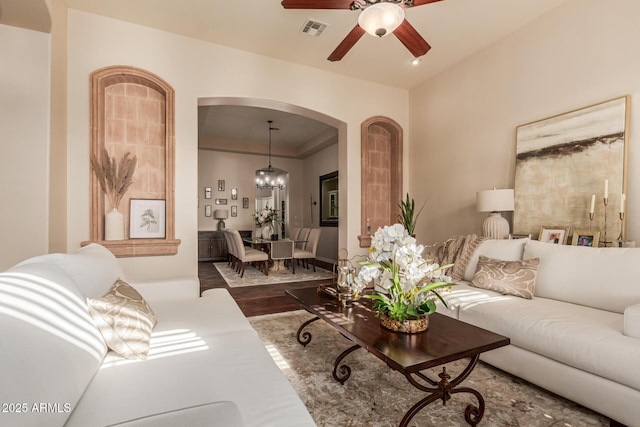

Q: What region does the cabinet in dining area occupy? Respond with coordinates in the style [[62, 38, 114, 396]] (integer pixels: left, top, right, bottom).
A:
[[198, 230, 253, 261]]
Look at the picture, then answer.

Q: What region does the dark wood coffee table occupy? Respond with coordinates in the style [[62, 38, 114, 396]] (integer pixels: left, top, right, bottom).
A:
[[285, 287, 510, 426]]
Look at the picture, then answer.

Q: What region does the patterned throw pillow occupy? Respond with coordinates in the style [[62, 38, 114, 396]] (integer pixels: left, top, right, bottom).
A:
[[87, 279, 156, 360], [470, 255, 540, 299]]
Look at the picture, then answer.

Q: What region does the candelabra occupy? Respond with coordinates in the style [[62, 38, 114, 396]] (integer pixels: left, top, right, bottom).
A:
[[617, 212, 625, 242], [600, 197, 612, 247]]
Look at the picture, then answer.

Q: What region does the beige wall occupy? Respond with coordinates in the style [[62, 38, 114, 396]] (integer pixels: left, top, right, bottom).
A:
[[303, 143, 339, 263], [66, 10, 409, 278], [197, 150, 304, 233], [410, 0, 640, 245], [46, 0, 68, 254], [0, 24, 50, 270]]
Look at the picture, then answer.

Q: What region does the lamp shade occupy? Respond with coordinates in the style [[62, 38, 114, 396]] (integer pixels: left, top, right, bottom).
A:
[[476, 189, 515, 212], [214, 209, 229, 219], [358, 2, 405, 38]]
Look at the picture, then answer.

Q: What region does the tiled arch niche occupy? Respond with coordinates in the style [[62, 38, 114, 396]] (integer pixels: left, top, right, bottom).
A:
[[85, 66, 180, 257], [358, 116, 403, 247]]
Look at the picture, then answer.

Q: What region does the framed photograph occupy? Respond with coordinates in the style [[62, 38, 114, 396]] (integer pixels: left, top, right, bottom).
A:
[[204, 205, 212, 217], [129, 199, 166, 239], [538, 226, 570, 245], [204, 187, 211, 199], [509, 233, 531, 239], [218, 180, 225, 191], [243, 197, 249, 209], [231, 206, 237, 217], [231, 188, 238, 200], [571, 230, 600, 247], [215, 198, 227, 205]]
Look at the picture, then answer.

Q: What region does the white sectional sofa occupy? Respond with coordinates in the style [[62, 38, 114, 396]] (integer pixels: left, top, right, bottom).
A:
[[0, 243, 315, 427], [440, 238, 640, 427]]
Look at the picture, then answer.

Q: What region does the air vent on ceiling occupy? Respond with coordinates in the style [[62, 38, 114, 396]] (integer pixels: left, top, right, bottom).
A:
[[300, 19, 328, 37]]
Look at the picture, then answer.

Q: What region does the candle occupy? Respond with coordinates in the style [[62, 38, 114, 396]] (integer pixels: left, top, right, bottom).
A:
[[621, 193, 626, 213], [590, 194, 595, 214], [604, 179, 609, 199]]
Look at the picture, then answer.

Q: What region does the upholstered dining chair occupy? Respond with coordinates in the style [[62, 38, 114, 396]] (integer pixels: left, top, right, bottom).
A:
[[223, 230, 236, 269], [270, 240, 295, 274], [230, 230, 269, 278], [296, 227, 311, 250], [293, 228, 321, 272]]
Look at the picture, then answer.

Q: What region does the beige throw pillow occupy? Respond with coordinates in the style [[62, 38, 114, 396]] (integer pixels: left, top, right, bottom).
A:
[[470, 255, 540, 299], [87, 279, 156, 360]]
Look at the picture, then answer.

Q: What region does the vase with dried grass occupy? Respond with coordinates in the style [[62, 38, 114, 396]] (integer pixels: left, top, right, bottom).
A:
[[90, 148, 137, 240]]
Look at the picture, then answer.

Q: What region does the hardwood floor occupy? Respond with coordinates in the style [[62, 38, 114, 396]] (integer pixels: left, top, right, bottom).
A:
[[198, 260, 333, 317]]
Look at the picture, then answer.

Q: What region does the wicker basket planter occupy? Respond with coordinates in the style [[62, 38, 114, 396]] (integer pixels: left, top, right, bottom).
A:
[[379, 312, 429, 333]]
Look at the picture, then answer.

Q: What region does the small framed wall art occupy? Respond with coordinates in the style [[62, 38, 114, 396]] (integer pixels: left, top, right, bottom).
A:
[[130, 199, 166, 239], [571, 230, 600, 247], [243, 197, 249, 209], [231, 206, 237, 217], [218, 180, 225, 191], [204, 205, 212, 217], [231, 188, 238, 200], [204, 187, 211, 199], [538, 226, 570, 245], [215, 198, 227, 205]]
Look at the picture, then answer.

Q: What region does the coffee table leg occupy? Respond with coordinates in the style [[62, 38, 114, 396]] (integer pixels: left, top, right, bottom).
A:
[[400, 354, 485, 427], [332, 344, 361, 385], [296, 316, 320, 347]]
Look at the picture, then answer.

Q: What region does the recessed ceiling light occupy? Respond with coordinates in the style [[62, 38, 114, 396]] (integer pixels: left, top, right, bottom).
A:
[[411, 58, 421, 66]]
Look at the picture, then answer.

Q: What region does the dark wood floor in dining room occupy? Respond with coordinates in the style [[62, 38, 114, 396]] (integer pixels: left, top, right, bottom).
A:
[[198, 260, 333, 317]]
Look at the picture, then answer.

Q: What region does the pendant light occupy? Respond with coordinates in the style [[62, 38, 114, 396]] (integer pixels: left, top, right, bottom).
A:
[[255, 120, 287, 190]]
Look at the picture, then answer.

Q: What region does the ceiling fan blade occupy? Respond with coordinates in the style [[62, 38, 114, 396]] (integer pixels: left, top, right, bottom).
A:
[[393, 19, 431, 58], [328, 25, 366, 62], [281, 0, 353, 9]]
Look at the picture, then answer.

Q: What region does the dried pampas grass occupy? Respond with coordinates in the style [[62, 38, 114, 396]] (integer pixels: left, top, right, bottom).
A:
[[91, 147, 137, 210]]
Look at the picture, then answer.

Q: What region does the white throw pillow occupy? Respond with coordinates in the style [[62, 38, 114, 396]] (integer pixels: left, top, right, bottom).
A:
[[87, 279, 157, 360]]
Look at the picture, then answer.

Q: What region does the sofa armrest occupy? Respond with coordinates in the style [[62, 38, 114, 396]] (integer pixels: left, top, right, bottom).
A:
[[109, 401, 244, 427], [126, 276, 200, 302], [624, 303, 640, 338]]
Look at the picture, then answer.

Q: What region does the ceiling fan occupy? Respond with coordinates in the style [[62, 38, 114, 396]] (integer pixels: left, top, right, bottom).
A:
[[281, 0, 444, 61]]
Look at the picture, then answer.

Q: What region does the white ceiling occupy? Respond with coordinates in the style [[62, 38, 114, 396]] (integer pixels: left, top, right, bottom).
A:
[[65, 0, 569, 90], [4, 0, 571, 156]]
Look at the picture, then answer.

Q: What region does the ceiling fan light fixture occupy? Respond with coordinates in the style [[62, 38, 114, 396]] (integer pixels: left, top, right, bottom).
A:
[[358, 2, 405, 38]]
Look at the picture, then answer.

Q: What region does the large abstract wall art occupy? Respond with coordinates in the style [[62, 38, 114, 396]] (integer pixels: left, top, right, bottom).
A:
[[514, 96, 629, 243]]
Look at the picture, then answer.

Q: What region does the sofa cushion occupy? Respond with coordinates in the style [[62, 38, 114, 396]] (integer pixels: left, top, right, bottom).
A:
[[524, 239, 640, 313], [69, 330, 315, 427], [624, 303, 640, 338], [1, 262, 108, 426], [457, 292, 640, 393], [87, 279, 156, 360], [463, 238, 528, 281], [470, 255, 539, 299], [13, 243, 125, 298]]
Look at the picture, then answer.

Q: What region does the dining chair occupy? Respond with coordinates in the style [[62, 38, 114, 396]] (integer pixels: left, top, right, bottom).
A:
[[270, 240, 295, 274], [230, 230, 269, 277], [293, 228, 321, 272], [223, 230, 236, 268]]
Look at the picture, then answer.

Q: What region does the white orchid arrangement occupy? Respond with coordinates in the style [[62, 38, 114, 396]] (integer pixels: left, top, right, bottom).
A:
[[254, 204, 280, 227], [357, 223, 453, 322]]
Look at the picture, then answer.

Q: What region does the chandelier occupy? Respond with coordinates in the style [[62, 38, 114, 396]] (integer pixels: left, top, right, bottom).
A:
[[255, 120, 287, 190]]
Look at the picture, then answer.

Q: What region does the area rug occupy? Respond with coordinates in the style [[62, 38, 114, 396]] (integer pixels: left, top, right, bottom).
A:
[[214, 262, 334, 287], [249, 310, 608, 427]]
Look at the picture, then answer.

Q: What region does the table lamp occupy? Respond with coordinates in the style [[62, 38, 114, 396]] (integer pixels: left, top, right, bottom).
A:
[[476, 189, 514, 239], [214, 209, 229, 231]]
